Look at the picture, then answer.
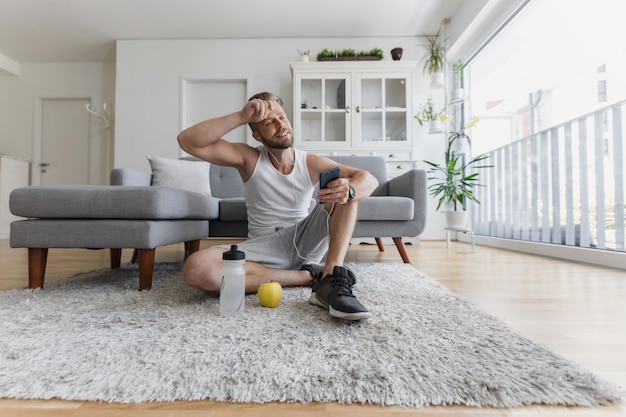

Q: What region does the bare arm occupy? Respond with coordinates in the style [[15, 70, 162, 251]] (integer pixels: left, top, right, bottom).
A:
[[308, 154, 379, 205], [177, 99, 274, 170]]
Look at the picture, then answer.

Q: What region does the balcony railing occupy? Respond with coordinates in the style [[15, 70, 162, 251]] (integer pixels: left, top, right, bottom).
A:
[[471, 100, 625, 253]]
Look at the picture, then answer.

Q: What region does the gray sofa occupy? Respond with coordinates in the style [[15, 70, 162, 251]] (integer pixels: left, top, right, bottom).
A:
[[10, 155, 426, 290]]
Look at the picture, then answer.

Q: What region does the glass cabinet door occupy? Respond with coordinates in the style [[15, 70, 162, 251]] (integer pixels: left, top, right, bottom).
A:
[[355, 74, 410, 147], [295, 74, 350, 148]]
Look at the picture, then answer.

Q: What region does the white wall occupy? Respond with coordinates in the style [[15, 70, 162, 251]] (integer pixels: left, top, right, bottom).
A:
[[0, 62, 115, 184]]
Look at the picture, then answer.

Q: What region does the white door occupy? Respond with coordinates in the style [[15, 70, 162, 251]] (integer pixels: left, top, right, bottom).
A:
[[40, 98, 91, 185]]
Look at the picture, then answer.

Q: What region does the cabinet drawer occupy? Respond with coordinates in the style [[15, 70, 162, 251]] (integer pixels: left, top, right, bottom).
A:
[[365, 151, 412, 161], [382, 151, 412, 161], [387, 161, 416, 178]]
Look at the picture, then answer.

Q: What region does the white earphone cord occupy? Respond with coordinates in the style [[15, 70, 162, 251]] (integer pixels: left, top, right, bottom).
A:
[[284, 154, 332, 263]]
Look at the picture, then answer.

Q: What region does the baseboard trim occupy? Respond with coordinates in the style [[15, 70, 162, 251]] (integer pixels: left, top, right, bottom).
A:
[[457, 234, 625, 271]]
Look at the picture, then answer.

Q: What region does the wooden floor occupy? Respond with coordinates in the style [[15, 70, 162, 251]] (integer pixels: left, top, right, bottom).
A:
[[0, 238, 624, 416]]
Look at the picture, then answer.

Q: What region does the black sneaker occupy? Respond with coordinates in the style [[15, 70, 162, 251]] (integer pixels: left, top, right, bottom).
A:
[[300, 264, 323, 282], [309, 266, 371, 320]]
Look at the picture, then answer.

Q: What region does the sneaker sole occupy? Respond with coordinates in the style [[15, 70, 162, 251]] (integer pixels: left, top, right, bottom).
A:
[[309, 294, 371, 321], [308, 293, 328, 309]]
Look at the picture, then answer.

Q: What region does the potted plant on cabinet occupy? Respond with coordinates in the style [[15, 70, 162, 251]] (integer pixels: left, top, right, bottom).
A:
[[316, 48, 384, 61], [421, 28, 446, 88], [414, 98, 446, 134], [423, 118, 492, 229]]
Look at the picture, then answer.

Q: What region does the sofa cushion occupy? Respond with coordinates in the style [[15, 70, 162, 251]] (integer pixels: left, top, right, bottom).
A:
[[329, 155, 389, 195], [357, 196, 414, 221], [210, 164, 243, 199], [209, 155, 389, 199], [10, 219, 209, 249], [147, 155, 211, 195], [219, 198, 247, 221], [216, 196, 412, 222], [10, 185, 219, 220]]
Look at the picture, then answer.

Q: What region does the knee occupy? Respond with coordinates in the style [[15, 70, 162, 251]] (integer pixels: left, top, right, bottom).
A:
[[182, 250, 222, 292], [329, 200, 358, 218]]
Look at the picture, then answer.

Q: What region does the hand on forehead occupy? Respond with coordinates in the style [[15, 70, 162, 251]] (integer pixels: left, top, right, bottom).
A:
[[262, 100, 285, 118]]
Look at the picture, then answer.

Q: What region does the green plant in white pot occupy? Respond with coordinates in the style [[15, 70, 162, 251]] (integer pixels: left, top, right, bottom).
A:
[[447, 116, 479, 154], [414, 98, 447, 134], [421, 28, 446, 88], [451, 59, 465, 102], [423, 118, 492, 228]]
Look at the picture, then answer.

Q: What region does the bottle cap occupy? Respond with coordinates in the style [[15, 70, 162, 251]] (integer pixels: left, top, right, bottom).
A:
[[222, 244, 245, 260]]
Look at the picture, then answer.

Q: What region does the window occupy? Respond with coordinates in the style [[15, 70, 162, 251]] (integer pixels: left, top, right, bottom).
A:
[[464, 0, 626, 252]]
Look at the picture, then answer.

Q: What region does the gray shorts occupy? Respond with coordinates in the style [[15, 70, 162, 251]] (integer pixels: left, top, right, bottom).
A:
[[221, 204, 330, 270]]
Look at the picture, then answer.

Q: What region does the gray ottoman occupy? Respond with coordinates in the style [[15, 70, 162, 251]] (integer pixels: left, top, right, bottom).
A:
[[9, 185, 217, 290]]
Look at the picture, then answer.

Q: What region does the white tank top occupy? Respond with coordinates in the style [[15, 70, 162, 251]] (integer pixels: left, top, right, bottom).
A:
[[243, 146, 313, 238]]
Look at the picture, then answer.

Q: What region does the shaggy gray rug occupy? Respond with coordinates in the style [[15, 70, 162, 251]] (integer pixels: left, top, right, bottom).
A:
[[0, 263, 622, 407]]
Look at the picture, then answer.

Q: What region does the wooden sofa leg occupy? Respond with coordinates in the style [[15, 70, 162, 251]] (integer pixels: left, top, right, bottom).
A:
[[185, 239, 201, 259], [375, 238, 385, 252], [28, 248, 48, 289], [392, 237, 411, 264], [137, 248, 156, 291], [110, 248, 122, 269]]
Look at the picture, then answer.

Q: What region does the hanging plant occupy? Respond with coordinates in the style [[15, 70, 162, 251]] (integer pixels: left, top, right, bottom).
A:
[[413, 98, 446, 126], [453, 59, 464, 87], [421, 28, 446, 75]]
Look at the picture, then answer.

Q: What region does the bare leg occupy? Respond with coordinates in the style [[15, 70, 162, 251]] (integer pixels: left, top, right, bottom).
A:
[[182, 202, 357, 293], [309, 201, 370, 320], [321, 201, 358, 277], [182, 246, 312, 293]]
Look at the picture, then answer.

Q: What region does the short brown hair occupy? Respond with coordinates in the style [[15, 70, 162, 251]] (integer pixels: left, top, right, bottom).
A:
[[248, 92, 283, 106]]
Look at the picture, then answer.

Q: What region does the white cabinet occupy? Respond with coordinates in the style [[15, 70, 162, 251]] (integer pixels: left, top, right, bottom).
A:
[[0, 155, 30, 239], [290, 61, 418, 176]]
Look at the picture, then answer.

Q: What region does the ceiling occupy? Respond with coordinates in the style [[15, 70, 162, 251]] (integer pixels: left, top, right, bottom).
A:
[[0, 0, 464, 64]]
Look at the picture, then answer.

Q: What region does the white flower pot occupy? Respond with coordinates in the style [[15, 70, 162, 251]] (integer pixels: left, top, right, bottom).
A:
[[445, 210, 468, 229], [452, 136, 470, 154], [428, 119, 443, 134], [429, 71, 445, 88], [450, 88, 464, 103]]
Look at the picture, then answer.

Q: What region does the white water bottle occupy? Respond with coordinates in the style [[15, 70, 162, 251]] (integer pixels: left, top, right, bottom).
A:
[[219, 245, 246, 316]]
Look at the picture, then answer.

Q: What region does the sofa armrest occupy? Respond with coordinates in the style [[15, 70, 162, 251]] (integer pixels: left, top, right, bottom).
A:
[[110, 168, 152, 186], [387, 169, 427, 228], [387, 169, 426, 198]]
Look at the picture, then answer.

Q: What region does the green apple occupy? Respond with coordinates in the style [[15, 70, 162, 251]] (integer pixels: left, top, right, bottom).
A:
[[257, 282, 283, 308]]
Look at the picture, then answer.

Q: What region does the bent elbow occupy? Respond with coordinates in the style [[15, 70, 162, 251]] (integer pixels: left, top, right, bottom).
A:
[[177, 131, 186, 147], [177, 131, 191, 153]]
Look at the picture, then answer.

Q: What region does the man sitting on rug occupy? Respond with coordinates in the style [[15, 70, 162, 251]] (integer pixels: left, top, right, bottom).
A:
[[177, 92, 378, 320]]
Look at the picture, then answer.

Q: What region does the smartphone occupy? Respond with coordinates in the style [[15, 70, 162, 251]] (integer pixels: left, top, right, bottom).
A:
[[319, 167, 340, 189]]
